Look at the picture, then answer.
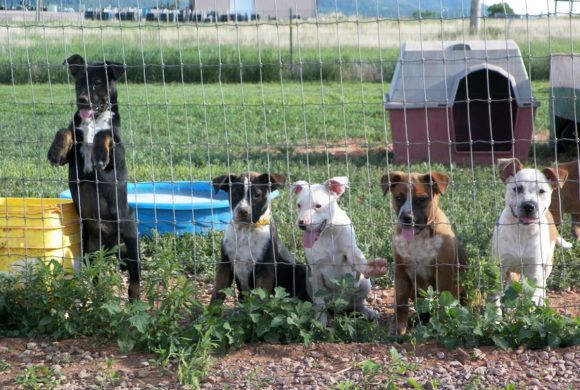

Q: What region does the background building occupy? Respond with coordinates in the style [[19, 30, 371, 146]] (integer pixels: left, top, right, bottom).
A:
[[191, 0, 316, 19]]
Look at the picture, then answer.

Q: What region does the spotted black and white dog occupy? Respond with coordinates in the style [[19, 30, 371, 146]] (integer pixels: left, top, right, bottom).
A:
[[210, 172, 310, 302]]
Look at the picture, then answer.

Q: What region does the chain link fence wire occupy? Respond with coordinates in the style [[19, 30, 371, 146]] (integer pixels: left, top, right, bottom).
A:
[[0, 0, 578, 327]]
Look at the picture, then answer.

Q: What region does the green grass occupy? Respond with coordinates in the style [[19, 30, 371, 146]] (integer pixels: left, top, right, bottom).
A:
[[0, 80, 577, 291], [0, 18, 577, 83]]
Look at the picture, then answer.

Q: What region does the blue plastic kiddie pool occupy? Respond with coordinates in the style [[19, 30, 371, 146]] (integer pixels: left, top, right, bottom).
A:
[[59, 181, 279, 237]]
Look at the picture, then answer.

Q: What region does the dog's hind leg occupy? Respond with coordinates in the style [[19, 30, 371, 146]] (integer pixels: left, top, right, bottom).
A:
[[211, 252, 233, 302], [120, 220, 140, 301], [572, 214, 580, 240]]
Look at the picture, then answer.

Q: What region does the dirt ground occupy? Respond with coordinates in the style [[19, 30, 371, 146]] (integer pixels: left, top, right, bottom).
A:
[[1, 336, 578, 389], [1, 287, 578, 389]]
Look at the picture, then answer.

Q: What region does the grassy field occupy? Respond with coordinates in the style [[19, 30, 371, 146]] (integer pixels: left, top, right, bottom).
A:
[[0, 17, 578, 83], [0, 80, 578, 291]]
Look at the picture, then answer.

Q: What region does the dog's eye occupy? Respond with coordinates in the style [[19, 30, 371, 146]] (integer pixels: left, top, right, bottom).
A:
[[253, 191, 262, 198], [395, 194, 405, 203], [539, 189, 546, 194], [315, 204, 322, 209], [297, 203, 301, 209], [417, 196, 429, 204]]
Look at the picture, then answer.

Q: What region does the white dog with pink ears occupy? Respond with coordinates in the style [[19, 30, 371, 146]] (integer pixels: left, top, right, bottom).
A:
[[291, 176, 387, 325]]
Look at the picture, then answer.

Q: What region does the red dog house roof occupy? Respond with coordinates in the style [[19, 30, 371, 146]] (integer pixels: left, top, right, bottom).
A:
[[385, 40, 539, 165]]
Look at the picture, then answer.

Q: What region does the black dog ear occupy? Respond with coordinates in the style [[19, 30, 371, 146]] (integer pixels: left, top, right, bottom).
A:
[[105, 61, 125, 81], [212, 174, 238, 194], [257, 173, 285, 192], [63, 54, 85, 77]]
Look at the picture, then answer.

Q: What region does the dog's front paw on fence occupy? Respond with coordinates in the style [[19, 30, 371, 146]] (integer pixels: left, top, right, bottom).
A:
[[47, 128, 73, 166], [93, 144, 110, 170], [365, 258, 388, 278]]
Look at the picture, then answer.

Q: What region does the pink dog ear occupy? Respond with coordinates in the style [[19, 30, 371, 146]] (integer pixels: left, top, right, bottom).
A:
[[326, 176, 349, 197], [291, 180, 309, 195]]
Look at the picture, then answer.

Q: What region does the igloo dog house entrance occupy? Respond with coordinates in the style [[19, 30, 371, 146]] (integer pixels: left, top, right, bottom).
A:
[[385, 40, 538, 165]]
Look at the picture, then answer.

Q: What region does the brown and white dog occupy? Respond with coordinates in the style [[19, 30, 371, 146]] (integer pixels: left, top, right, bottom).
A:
[[549, 159, 580, 241], [492, 158, 569, 308], [381, 171, 466, 335]]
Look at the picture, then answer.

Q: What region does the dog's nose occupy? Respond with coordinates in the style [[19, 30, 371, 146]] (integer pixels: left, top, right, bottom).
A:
[[77, 95, 90, 106], [298, 220, 307, 230], [400, 214, 413, 225], [521, 202, 536, 214], [237, 209, 249, 218]]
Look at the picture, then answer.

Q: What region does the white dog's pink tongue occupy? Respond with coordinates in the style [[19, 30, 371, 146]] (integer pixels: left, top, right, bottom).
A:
[[79, 109, 93, 120], [303, 230, 318, 249], [401, 228, 415, 241], [519, 216, 538, 224]]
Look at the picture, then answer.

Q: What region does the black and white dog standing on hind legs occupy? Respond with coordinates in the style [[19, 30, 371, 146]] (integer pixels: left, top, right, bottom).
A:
[[47, 54, 140, 301]]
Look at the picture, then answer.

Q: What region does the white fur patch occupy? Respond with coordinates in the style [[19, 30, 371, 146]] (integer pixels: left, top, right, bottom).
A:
[[78, 111, 114, 173], [393, 232, 443, 281], [222, 223, 271, 292]]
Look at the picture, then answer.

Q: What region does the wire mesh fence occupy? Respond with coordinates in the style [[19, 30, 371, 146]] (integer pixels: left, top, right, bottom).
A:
[[0, 0, 579, 334]]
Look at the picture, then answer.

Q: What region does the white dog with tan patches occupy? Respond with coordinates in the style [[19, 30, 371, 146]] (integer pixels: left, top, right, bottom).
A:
[[492, 158, 570, 308], [292, 177, 386, 325]]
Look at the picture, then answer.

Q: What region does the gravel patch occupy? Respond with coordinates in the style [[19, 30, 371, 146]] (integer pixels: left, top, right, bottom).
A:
[[0, 338, 578, 389]]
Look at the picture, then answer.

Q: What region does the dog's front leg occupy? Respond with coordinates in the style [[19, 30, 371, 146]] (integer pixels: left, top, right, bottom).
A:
[[394, 263, 412, 335], [309, 271, 328, 326], [524, 263, 551, 306], [211, 253, 233, 302], [92, 131, 113, 171], [47, 126, 74, 166]]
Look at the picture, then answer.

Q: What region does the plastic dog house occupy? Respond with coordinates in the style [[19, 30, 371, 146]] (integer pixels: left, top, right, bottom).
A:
[[385, 40, 539, 165]]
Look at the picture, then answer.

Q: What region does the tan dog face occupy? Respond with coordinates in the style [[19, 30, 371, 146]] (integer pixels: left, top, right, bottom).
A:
[[381, 172, 450, 240]]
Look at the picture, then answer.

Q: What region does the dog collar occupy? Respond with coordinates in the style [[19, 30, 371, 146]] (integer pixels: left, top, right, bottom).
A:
[[235, 214, 271, 227], [255, 214, 271, 226]]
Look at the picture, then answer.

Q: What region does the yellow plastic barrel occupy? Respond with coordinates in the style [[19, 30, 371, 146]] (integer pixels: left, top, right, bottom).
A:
[[0, 198, 81, 273]]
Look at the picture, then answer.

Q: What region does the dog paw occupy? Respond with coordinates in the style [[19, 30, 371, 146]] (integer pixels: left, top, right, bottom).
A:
[[557, 236, 573, 249], [47, 149, 64, 166], [93, 149, 110, 170], [361, 307, 379, 321], [47, 142, 68, 166], [365, 258, 388, 277]]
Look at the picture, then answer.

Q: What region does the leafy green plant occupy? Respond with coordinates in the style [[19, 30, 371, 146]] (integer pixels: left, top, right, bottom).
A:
[[202, 287, 317, 350], [414, 280, 580, 350], [0, 358, 11, 373], [13, 364, 63, 390], [104, 358, 122, 387], [0, 250, 124, 338]]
